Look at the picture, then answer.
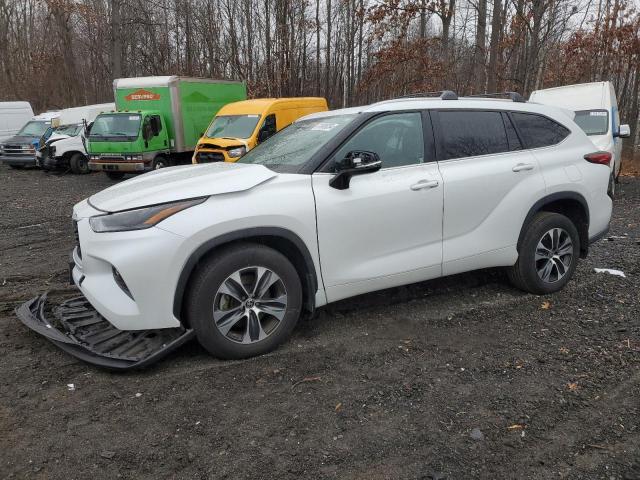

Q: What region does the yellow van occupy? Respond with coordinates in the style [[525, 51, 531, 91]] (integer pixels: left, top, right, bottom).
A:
[[192, 97, 328, 163]]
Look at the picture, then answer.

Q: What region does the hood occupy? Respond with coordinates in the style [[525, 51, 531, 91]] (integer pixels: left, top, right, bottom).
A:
[[88, 162, 277, 212], [197, 137, 247, 149], [47, 133, 71, 144], [1, 135, 40, 145]]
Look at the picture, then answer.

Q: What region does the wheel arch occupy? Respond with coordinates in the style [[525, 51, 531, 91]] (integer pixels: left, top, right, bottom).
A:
[[63, 150, 86, 159], [519, 192, 590, 258], [173, 227, 319, 325]]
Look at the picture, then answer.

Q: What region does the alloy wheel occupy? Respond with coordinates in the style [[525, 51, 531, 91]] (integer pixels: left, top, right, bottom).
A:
[[535, 227, 573, 283], [213, 266, 288, 344]]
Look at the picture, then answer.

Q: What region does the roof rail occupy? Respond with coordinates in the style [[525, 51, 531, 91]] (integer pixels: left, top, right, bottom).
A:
[[466, 92, 526, 103], [395, 90, 458, 100]]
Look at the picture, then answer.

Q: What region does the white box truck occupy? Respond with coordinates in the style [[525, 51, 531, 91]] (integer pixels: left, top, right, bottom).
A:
[[37, 103, 115, 174]]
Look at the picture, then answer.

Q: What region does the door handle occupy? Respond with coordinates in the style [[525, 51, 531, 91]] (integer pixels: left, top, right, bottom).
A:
[[512, 163, 534, 172], [410, 179, 439, 190]]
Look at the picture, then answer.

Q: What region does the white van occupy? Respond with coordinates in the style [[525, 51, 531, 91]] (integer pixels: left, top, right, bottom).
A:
[[0, 102, 34, 142], [530, 81, 630, 196], [37, 103, 115, 174]]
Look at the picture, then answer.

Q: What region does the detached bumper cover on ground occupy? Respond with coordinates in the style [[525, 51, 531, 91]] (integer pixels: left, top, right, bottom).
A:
[[16, 293, 195, 369]]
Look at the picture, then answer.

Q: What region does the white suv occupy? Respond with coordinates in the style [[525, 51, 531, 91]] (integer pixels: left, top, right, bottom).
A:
[[17, 92, 613, 368]]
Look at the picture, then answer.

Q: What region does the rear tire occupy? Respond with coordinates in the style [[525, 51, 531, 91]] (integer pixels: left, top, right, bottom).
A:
[[615, 157, 622, 183], [186, 243, 303, 360], [70, 153, 90, 174], [105, 171, 125, 180], [508, 212, 580, 295], [607, 172, 615, 199]]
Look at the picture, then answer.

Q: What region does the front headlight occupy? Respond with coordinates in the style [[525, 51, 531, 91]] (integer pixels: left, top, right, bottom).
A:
[[89, 197, 207, 233], [227, 146, 246, 158]]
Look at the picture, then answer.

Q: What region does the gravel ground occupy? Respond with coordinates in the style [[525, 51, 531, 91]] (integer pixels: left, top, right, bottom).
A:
[[1, 164, 639, 479]]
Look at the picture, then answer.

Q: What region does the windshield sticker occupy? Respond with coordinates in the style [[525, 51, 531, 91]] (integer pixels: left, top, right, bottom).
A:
[[590, 111, 607, 116], [311, 122, 339, 131], [128, 116, 139, 120]]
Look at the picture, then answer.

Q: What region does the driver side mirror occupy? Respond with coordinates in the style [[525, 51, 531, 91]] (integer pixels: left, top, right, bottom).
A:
[[329, 150, 382, 190], [615, 124, 631, 138]]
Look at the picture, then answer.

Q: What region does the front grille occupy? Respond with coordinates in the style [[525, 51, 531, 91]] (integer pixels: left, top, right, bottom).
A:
[[199, 143, 223, 149], [73, 220, 82, 259], [94, 155, 126, 162], [3, 144, 32, 155], [197, 152, 225, 163]]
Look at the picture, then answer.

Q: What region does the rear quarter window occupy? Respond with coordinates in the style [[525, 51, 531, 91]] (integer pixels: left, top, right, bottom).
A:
[[511, 112, 570, 149]]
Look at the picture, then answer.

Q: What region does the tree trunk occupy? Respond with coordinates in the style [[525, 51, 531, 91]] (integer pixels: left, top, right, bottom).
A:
[[111, 0, 122, 79], [487, 0, 501, 92], [474, 0, 487, 92]]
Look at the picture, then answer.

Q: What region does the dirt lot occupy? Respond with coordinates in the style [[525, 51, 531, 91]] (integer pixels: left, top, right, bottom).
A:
[[1, 164, 639, 480]]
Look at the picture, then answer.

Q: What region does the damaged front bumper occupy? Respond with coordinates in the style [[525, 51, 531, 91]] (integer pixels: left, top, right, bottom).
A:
[[15, 292, 195, 370]]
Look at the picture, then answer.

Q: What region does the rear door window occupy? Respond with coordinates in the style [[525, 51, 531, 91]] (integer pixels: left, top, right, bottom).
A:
[[511, 112, 570, 148], [437, 110, 510, 160]]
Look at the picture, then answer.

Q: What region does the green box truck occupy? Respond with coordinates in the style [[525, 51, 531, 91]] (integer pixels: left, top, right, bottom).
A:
[[87, 76, 246, 179]]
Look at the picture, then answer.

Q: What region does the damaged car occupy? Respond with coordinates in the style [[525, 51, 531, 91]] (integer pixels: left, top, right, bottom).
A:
[[17, 91, 613, 369]]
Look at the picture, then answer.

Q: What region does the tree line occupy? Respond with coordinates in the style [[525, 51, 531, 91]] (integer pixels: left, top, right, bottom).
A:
[[0, 0, 638, 156]]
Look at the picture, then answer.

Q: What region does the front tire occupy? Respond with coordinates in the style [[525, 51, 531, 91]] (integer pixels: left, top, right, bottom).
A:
[[152, 156, 170, 169], [186, 243, 302, 360], [70, 153, 90, 174], [508, 212, 580, 295]]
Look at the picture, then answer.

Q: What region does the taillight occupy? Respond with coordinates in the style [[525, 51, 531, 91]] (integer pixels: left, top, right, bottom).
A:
[[584, 151, 611, 166]]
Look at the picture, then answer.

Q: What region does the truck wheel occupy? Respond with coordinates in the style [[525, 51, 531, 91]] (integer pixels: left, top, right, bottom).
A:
[[70, 153, 90, 174], [105, 171, 125, 180], [508, 212, 580, 295], [152, 156, 170, 170], [186, 243, 303, 360]]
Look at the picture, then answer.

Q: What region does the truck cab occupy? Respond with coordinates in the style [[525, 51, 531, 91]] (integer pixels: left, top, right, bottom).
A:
[[0, 111, 59, 169], [193, 97, 328, 163], [37, 103, 115, 174], [88, 110, 170, 178]]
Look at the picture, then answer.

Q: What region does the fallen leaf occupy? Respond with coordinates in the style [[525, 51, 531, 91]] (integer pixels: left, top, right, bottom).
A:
[[335, 402, 342, 412], [541, 301, 551, 310], [507, 424, 524, 430], [559, 347, 569, 354], [567, 382, 579, 391]]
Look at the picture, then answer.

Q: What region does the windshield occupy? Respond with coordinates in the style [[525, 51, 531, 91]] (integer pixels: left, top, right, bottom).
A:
[[206, 115, 261, 139], [574, 110, 609, 136], [54, 124, 82, 136], [18, 121, 49, 137], [90, 113, 141, 138], [238, 114, 357, 172]]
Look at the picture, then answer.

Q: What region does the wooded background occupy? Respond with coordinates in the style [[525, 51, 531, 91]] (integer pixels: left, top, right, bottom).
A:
[[1, 0, 639, 156]]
